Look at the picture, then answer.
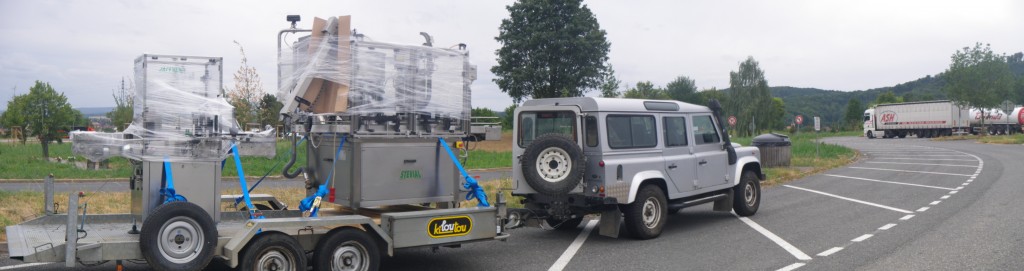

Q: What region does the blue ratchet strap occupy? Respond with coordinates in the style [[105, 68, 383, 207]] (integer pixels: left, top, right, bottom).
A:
[[230, 144, 264, 220], [299, 135, 345, 217], [160, 157, 187, 203], [439, 137, 489, 207], [234, 137, 306, 206]]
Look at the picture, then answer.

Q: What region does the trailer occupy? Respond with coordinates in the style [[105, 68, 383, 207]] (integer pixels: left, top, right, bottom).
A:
[[6, 15, 508, 271], [863, 100, 971, 139], [967, 107, 1023, 135]]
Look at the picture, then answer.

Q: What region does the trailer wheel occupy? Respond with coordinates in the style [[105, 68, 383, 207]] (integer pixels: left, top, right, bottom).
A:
[[521, 134, 586, 195], [622, 184, 667, 240], [313, 228, 380, 271], [733, 171, 761, 216], [139, 201, 217, 271], [240, 232, 307, 271]]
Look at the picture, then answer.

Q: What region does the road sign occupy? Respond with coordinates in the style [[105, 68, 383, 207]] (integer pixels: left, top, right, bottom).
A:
[[795, 115, 804, 125], [814, 116, 821, 131], [728, 116, 737, 126], [1000, 100, 1014, 115]]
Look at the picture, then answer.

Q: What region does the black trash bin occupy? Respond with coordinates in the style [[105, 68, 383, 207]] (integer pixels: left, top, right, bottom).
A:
[[752, 133, 791, 167]]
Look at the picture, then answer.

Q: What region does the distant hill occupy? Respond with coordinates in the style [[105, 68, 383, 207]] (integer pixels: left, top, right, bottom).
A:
[[77, 107, 114, 117]]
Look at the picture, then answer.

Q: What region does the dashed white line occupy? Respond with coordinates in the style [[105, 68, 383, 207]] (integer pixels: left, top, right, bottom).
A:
[[548, 219, 598, 271], [784, 185, 914, 214], [930, 201, 941, 205], [777, 262, 806, 271], [848, 167, 973, 177], [817, 247, 844, 257], [863, 161, 978, 167], [0, 263, 51, 270], [956, 186, 964, 190], [900, 215, 915, 220], [870, 157, 977, 162], [941, 195, 950, 199], [852, 234, 873, 242], [917, 207, 930, 212], [824, 174, 956, 190], [879, 223, 897, 230], [949, 190, 958, 194], [735, 213, 813, 260]]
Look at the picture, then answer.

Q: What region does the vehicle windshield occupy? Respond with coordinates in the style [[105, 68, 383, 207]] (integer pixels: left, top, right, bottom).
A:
[[518, 111, 576, 147]]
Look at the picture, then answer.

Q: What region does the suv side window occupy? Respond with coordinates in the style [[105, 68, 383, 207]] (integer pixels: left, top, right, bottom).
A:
[[585, 116, 599, 147], [693, 115, 721, 145], [663, 116, 687, 147], [607, 115, 657, 149]]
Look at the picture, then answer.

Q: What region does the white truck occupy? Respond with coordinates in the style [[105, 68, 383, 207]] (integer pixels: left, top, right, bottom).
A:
[[968, 108, 1023, 135], [863, 100, 971, 138]]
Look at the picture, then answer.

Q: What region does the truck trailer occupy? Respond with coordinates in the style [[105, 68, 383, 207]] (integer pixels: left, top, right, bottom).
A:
[[863, 100, 971, 139], [967, 107, 1023, 135]]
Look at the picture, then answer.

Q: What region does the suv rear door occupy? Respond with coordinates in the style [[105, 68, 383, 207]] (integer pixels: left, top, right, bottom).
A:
[[661, 115, 697, 194], [691, 114, 729, 189]]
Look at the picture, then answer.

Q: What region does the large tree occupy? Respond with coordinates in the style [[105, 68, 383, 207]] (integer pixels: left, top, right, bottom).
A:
[[843, 98, 864, 130], [256, 94, 283, 128], [492, 0, 611, 103], [599, 65, 622, 98], [726, 57, 772, 137], [1, 93, 29, 143], [622, 81, 668, 100], [106, 77, 134, 131], [665, 75, 701, 104], [15, 81, 80, 159], [873, 91, 903, 105], [943, 43, 1014, 133]]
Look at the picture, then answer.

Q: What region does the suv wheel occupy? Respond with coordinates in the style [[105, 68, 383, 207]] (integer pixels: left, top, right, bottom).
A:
[[733, 171, 761, 216], [521, 134, 586, 195], [622, 185, 667, 240]]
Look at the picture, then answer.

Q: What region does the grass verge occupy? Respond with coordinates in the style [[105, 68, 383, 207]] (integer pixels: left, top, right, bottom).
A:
[[732, 131, 859, 187]]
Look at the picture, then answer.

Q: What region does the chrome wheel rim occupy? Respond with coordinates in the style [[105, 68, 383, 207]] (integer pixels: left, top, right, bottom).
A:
[[257, 248, 294, 271], [537, 147, 572, 183], [744, 182, 757, 207], [332, 241, 369, 271], [157, 217, 203, 264], [641, 197, 661, 229]]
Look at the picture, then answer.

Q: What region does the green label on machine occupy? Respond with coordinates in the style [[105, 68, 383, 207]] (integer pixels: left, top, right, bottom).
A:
[[399, 170, 422, 180]]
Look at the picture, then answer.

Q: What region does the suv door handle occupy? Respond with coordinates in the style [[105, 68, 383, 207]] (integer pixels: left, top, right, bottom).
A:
[[699, 160, 708, 165], [668, 164, 678, 169]]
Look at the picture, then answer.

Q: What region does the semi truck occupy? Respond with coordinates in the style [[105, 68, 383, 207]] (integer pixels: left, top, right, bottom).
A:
[[863, 100, 971, 139], [967, 108, 1023, 135]]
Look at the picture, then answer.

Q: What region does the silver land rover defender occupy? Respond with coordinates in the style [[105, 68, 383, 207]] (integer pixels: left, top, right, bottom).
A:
[[509, 97, 765, 239]]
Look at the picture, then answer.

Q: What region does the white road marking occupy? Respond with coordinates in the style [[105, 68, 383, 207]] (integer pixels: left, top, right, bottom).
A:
[[900, 215, 915, 220], [777, 262, 806, 271], [879, 223, 897, 230], [956, 186, 964, 190], [784, 185, 914, 214], [917, 207, 930, 212], [962, 182, 970, 186], [0, 263, 51, 270], [735, 213, 813, 260], [870, 154, 971, 157], [930, 201, 941, 205], [848, 167, 973, 177], [941, 195, 950, 199], [548, 219, 598, 271], [870, 157, 977, 161], [852, 234, 873, 242], [824, 174, 956, 190], [863, 161, 977, 168], [817, 247, 844, 256], [949, 190, 958, 194]]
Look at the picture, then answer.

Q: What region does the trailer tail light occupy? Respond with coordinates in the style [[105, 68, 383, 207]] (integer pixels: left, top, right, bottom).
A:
[[329, 188, 335, 202], [598, 160, 605, 167]]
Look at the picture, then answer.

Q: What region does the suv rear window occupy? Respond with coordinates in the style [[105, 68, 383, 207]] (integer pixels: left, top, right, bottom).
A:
[[518, 111, 576, 147], [607, 115, 657, 149]]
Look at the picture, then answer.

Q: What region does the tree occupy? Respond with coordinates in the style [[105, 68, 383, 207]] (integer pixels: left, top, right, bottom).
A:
[[106, 77, 134, 131], [873, 91, 903, 105], [726, 57, 772, 137], [697, 87, 726, 107], [492, 0, 611, 103], [767, 97, 786, 131], [471, 107, 497, 117], [18, 81, 80, 159], [942, 42, 1014, 133], [843, 98, 864, 130], [599, 65, 622, 98], [501, 104, 518, 130], [256, 94, 283, 128], [1, 93, 29, 143], [622, 81, 667, 99], [665, 76, 701, 104], [227, 41, 264, 127]]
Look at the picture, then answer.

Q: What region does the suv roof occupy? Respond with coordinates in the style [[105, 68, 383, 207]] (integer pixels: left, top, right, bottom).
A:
[[521, 97, 711, 113]]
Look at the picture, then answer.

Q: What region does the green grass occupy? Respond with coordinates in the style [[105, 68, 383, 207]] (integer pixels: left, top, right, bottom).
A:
[[731, 131, 858, 186], [465, 150, 513, 169]]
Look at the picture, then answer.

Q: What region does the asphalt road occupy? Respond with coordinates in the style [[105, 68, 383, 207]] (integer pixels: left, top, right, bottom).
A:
[[3, 137, 1023, 270]]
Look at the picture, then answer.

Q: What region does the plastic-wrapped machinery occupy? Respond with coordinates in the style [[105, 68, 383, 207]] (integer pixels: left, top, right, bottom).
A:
[[72, 54, 276, 162]]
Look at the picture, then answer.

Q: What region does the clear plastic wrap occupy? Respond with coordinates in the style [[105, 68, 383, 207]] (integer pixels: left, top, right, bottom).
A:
[[277, 33, 475, 120], [72, 54, 276, 162]]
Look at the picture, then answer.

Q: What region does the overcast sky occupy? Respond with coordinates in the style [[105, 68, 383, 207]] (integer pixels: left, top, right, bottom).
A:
[[2, 0, 1023, 112]]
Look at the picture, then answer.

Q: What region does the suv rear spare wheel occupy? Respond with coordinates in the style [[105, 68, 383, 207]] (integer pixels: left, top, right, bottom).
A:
[[522, 134, 586, 195]]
